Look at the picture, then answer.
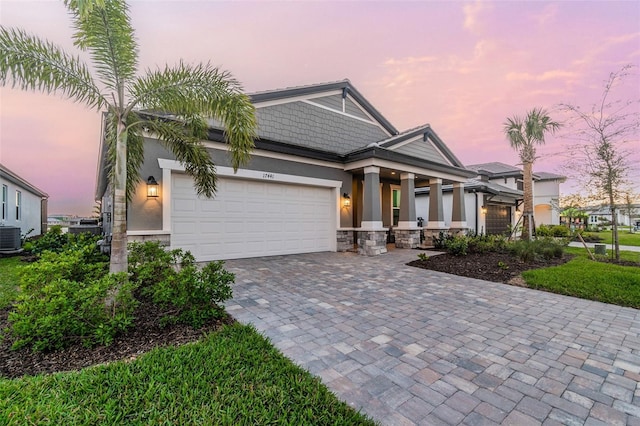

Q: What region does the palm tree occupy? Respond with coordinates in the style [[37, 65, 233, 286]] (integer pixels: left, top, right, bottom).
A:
[[503, 108, 561, 240], [0, 0, 257, 273]]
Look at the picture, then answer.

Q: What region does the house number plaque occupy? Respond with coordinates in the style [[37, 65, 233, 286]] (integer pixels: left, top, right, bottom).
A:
[[262, 173, 275, 180]]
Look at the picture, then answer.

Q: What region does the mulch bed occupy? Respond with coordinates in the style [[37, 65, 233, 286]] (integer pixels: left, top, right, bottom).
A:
[[0, 299, 233, 379], [407, 251, 571, 284]]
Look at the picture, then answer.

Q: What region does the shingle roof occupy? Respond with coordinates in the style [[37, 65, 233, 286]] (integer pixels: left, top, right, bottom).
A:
[[466, 162, 522, 175], [249, 80, 398, 135], [534, 171, 566, 181], [415, 178, 523, 198]]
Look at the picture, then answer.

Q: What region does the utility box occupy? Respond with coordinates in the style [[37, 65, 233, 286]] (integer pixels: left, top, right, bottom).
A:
[[0, 226, 21, 250], [594, 244, 606, 255]]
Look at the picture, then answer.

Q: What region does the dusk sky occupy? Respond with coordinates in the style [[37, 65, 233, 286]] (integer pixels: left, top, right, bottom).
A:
[[1, 0, 639, 216]]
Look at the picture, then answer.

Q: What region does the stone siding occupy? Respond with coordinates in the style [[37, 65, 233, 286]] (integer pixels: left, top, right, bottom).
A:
[[127, 233, 170, 247], [357, 230, 388, 256], [336, 230, 355, 252], [394, 229, 421, 249]]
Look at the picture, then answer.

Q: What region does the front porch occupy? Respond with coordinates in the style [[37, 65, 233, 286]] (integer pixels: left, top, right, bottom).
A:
[[338, 163, 471, 255]]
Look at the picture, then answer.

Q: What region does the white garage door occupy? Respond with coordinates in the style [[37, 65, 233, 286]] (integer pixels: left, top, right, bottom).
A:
[[171, 173, 335, 261]]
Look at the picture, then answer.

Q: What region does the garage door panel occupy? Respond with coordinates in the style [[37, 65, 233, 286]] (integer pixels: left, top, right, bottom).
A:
[[171, 173, 335, 261]]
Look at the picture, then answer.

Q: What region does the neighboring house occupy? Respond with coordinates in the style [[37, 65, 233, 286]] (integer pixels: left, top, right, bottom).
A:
[[95, 80, 475, 261], [415, 162, 565, 236], [0, 163, 48, 237], [583, 205, 638, 228]]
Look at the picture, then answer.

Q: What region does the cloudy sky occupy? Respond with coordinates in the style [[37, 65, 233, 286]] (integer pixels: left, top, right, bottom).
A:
[[1, 0, 638, 216]]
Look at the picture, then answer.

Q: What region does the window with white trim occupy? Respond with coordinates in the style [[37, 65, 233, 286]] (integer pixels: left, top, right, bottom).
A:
[[1, 185, 7, 221], [15, 190, 21, 221], [392, 188, 401, 226]]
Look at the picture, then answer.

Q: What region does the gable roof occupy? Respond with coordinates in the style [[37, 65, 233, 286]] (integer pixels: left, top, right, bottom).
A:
[[379, 125, 466, 168], [249, 80, 398, 135], [0, 163, 48, 198]]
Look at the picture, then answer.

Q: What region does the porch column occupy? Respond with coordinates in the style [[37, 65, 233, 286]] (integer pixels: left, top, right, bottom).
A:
[[398, 172, 417, 228], [450, 182, 468, 235], [357, 166, 387, 255], [424, 177, 448, 245], [361, 166, 383, 229], [426, 178, 446, 229], [395, 172, 420, 248]]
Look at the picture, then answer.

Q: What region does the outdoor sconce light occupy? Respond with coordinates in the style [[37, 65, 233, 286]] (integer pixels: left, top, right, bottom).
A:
[[147, 176, 159, 198], [343, 193, 351, 207], [481, 206, 487, 215]]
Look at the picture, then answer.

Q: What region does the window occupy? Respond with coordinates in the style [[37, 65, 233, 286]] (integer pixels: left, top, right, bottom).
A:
[[15, 190, 21, 221], [1, 185, 7, 220], [517, 179, 524, 191], [392, 188, 400, 226]]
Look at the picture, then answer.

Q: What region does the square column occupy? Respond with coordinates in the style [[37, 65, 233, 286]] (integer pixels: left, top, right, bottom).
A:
[[424, 178, 449, 243], [357, 166, 387, 255], [450, 182, 468, 235], [396, 172, 420, 248]]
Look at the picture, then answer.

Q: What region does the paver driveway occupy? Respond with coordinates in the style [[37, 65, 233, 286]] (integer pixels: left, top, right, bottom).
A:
[[225, 250, 640, 425]]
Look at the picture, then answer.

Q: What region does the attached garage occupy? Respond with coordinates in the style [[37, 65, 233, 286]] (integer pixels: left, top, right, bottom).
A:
[[171, 173, 337, 261], [485, 204, 512, 235]]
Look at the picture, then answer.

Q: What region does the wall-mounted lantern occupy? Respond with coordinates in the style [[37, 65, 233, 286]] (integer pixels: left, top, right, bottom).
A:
[[481, 206, 487, 215], [343, 193, 351, 207], [147, 176, 159, 198]]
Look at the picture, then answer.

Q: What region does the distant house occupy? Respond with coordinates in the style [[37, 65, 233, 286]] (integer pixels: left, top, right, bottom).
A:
[[583, 205, 639, 228], [0, 163, 48, 236], [415, 162, 565, 235]]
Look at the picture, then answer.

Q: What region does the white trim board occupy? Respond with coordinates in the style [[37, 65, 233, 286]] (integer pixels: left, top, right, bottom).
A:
[[157, 159, 342, 189]]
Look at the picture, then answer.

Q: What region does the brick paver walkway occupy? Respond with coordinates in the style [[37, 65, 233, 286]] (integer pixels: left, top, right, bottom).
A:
[[225, 250, 640, 425]]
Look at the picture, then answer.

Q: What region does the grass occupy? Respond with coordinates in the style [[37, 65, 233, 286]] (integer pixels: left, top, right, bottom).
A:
[[0, 256, 374, 425], [1, 323, 374, 425], [523, 248, 640, 308], [0, 257, 22, 309], [582, 229, 640, 247]]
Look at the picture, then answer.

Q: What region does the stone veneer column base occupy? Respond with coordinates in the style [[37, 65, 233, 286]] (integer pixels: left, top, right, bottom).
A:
[[394, 229, 421, 249], [422, 228, 449, 246], [357, 230, 388, 256], [336, 230, 355, 252], [448, 227, 468, 236], [127, 233, 170, 247]]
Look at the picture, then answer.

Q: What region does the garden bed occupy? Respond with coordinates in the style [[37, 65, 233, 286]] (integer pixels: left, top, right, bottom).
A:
[[408, 250, 571, 284]]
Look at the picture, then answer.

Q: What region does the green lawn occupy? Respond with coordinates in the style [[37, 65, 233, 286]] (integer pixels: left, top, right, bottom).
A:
[[582, 229, 640, 247], [1, 323, 374, 425], [523, 248, 640, 308], [0, 257, 374, 425]]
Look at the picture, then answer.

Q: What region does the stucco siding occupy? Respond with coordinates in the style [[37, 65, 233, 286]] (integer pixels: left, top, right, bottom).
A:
[[127, 138, 355, 232]]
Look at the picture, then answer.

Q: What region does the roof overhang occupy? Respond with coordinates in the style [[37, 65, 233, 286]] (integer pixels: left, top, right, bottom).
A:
[[0, 164, 48, 198]]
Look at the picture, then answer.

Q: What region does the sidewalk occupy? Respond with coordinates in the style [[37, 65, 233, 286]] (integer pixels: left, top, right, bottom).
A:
[[568, 241, 640, 253]]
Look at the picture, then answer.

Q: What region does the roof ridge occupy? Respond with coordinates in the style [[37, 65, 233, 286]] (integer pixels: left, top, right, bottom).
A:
[[247, 79, 350, 97]]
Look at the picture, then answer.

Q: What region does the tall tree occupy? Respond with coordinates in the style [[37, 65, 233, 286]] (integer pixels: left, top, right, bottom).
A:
[[0, 0, 257, 273], [504, 108, 561, 240], [559, 65, 640, 261]]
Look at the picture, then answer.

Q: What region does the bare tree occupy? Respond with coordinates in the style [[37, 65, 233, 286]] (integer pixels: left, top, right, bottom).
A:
[[559, 65, 640, 260]]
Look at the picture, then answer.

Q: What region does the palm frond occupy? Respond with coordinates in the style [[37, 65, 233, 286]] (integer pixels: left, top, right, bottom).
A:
[[67, 0, 138, 94], [64, 0, 105, 18], [141, 116, 218, 197], [131, 62, 256, 170], [0, 27, 105, 109]]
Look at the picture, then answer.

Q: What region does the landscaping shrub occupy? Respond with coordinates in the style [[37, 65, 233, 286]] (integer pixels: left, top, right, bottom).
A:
[[444, 235, 469, 256], [20, 243, 108, 292], [432, 231, 454, 249], [536, 224, 553, 237], [9, 273, 137, 351], [468, 234, 508, 253], [129, 241, 234, 328], [508, 238, 566, 262]]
